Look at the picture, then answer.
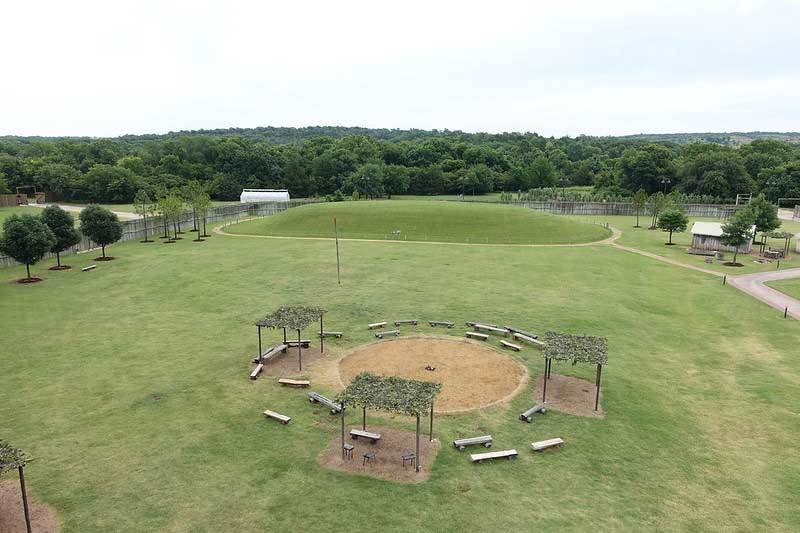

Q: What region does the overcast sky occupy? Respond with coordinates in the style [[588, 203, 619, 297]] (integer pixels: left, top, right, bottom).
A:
[[2, 0, 798, 138]]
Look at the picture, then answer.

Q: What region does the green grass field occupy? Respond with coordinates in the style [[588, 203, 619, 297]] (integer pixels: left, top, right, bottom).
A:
[[766, 279, 800, 300], [227, 201, 611, 244], [1, 202, 799, 531]]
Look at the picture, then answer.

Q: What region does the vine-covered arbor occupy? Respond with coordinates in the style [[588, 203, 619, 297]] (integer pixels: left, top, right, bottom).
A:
[[1, 441, 33, 533], [542, 332, 608, 411], [337, 372, 441, 473], [255, 306, 326, 371]]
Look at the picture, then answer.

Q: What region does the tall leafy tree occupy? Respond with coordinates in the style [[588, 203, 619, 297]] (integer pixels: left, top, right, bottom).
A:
[[40, 205, 81, 268], [133, 189, 154, 242], [720, 211, 755, 265], [79, 205, 123, 259], [632, 188, 647, 227], [619, 144, 676, 193], [0, 214, 55, 281], [657, 209, 689, 245], [648, 191, 666, 229], [740, 193, 781, 242]]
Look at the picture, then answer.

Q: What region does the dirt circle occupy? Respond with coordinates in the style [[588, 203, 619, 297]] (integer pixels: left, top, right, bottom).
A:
[[48, 265, 71, 271], [338, 336, 528, 413], [94, 256, 116, 261], [15, 277, 44, 284]]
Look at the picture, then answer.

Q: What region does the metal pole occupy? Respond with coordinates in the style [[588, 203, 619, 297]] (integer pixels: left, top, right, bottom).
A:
[[723, 275, 727, 285], [297, 329, 302, 371], [19, 466, 31, 533], [785, 307, 788, 319], [334, 218, 341, 285], [429, 401, 434, 441], [595, 364, 602, 411], [320, 315, 324, 353], [415, 414, 421, 473], [542, 358, 548, 403]]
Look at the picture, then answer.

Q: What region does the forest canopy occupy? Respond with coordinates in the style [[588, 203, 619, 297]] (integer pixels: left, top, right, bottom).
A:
[[1, 127, 799, 204]]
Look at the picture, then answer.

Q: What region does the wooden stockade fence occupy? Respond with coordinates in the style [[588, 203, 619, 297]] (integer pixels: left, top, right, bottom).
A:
[[0, 199, 322, 268], [451, 199, 741, 218]]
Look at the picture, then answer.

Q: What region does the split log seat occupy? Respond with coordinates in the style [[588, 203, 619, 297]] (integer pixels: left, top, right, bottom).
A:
[[504, 326, 538, 339], [394, 319, 419, 326], [286, 339, 311, 348], [350, 429, 381, 443], [368, 321, 388, 330], [319, 331, 343, 338], [520, 403, 546, 422], [453, 435, 493, 450], [428, 321, 454, 328], [500, 340, 521, 351], [81, 265, 97, 271], [470, 449, 517, 463], [474, 324, 509, 335], [466, 321, 498, 328], [252, 344, 288, 363], [512, 332, 545, 347], [531, 438, 564, 452], [250, 363, 264, 380], [375, 329, 400, 339], [308, 392, 342, 414], [263, 409, 291, 424], [465, 331, 489, 341], [279, 378, 310, 387]]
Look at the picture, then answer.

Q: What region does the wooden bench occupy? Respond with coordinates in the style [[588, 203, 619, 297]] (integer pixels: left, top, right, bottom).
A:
[[453, 435, 493, 450], [474, 323, 509, 335], [500, 340, 521, 351], [308, 392, 342, 414], [531, 437, 564, 452], [278, 378, 310, 388], [504, 326, 538, 339], [250, 363, 264, 380], [470, 449, 517, 463], [81, 265, 97, 272], [466, 321, 498, 328], [394, 319, 419, 326], [512, 332, 545, 348], [286, 339, 311, 348], [350, 429, 381, 443], [252, 343, 289, 363], [519, 403, 546, 422], [319, 331, 343, 338], [375, 329, 400, 339], [368, 321, 388, 330], [465, 331, 489, 341], [428, 321, 454, 328], [263, 409, 291, 424]]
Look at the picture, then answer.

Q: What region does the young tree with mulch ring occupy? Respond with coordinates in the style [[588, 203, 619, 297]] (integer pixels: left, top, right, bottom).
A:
[[632, 188, 647, 228], [0, 441, 33, 533], [657, 208, 689, 245], [40, 205, 81, 269], [740, 193, 781, 243], [133, 189, 155, 243], [0, 214, 55, 282], [79, 205, 123, 260], [160, 193, 184, 242], [648, 191, 666, 229], [195, 190, 212, 240], [720, 211, 755, 266]]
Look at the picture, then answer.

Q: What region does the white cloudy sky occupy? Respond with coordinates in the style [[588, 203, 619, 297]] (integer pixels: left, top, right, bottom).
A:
[[1, 0, 798, 137]]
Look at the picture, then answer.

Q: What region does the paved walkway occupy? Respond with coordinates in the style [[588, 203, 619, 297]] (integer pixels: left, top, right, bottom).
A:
[[25, 203, 139, 220], [727, 268, 800, 319]]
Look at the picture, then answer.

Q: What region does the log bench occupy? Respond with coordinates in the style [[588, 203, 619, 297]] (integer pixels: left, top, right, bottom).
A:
[[504, 326, 538, 339], [394, 319, 419, 326], [375, 329, 400, 339], [308, 392, 342, 414], [286, 339, 311, 348], [428, 321, 454, 328], [319, 331, 343, 338], [466, 321, 498, 328], [500, 340, 521, 351], [474, 323, 509, 335], [453, 435, 493, 451], [350, 429, 381, 443], [465, 331, 489, 341], [519, 403, 546, 422], [250, 363, 264, 380], [512, 332, 545, 348], [263, 409, 291, 424], [470, 449, 517, 463], [252, 343, 289, 363], [278, 378, 310, 387], [531, 437, 564, 452], [368, 321, 388, 330], [81, 265, 97, 272]]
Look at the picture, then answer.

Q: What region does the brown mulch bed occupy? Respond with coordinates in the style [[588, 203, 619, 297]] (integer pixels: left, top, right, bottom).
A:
[[94, 256, 116, 261], [338, 336, 528, 413], [48, 265, 71, 271], [317, 426, 440, 483], [15, 277, 43, 284], [531, 373, 604, 418], [0, 479, 59, 532], [250, 345, 327, 378]]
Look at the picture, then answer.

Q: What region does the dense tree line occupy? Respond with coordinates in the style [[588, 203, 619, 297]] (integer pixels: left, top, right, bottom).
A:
[[1, 128, 799, 204]]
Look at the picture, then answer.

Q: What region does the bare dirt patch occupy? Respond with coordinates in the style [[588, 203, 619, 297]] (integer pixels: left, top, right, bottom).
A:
[[94, 256, 116, 261], [48, 265, 71, 271], [531, 373, 604, 418], [0, 479, 59, 532], [251, 345, 327, 378], [338, 336, 527, 413], [317, 426, 440, 483], [15, 277, 43, 284]]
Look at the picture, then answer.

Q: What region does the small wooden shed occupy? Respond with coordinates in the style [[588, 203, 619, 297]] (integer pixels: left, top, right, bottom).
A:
[[690, 222, 755, 254]]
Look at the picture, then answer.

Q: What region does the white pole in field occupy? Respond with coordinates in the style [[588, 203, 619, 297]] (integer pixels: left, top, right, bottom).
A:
[[334, 217, 341, 285]]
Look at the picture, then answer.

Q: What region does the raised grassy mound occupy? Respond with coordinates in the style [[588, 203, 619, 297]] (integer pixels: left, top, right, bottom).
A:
[[338, 336, 528, 412], [226, 200, 611, 244]]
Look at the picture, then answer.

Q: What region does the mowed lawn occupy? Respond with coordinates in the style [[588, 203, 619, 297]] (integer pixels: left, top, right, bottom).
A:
[[766, 279, 800, 300], [1, 212, 799, 531], [227, 200, 611, 244]]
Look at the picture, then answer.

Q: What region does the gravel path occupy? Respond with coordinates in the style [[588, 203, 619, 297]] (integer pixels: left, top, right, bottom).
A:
[[727, 268, 800, 319], [26, 203, 139, 220]]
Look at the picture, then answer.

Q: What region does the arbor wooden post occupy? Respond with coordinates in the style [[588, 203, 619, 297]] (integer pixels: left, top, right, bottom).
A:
[[595, 363, 602, 411], [341, 406, 346, 460], [283, 327, 287, 344], [429, 401, 434, 441], [542, 358, 549, 403], [257, 325, 262, 363], [297, 329, 302, 371], [18, 466, 31, 533], [415, 414, 421, 473], [362, 406, 366, 430], [320, 315, 324, 353]]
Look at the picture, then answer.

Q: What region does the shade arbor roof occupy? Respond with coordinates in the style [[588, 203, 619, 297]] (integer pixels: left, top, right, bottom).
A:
[[544, 332, 608, 365], [337, 372, 442, 416], [0, 441, 31, 474], [256, 306, 326, 330]]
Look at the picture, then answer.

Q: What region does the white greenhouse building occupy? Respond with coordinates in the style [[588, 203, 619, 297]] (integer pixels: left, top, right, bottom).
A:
[[239, 189, 291, 203]]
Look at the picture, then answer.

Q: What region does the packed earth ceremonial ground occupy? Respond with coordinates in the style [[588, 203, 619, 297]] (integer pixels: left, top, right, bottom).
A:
[[1, 200, 799, 531]]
